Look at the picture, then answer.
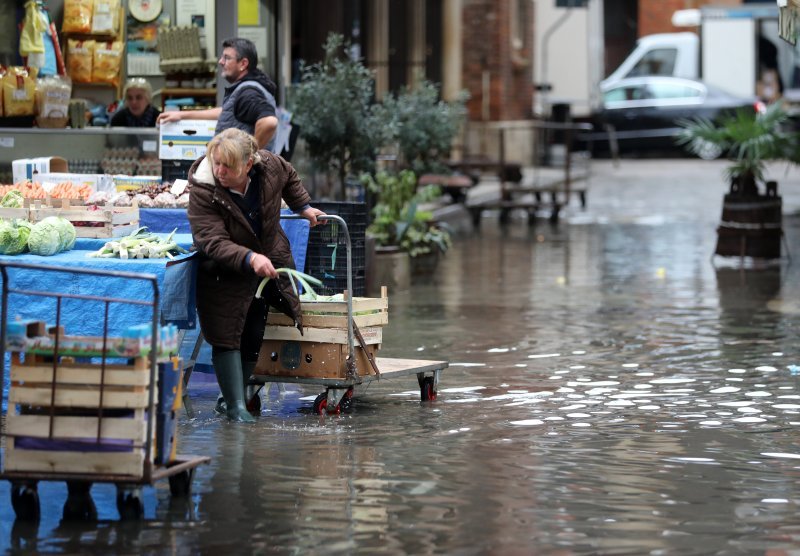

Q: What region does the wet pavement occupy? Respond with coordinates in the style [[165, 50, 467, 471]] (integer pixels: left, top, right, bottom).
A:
[[3, 159, 800, 554]]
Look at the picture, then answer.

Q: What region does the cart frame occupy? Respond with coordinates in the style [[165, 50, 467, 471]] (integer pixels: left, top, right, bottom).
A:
[[0, 261, 210, 521], [250, 214, 448, 414]]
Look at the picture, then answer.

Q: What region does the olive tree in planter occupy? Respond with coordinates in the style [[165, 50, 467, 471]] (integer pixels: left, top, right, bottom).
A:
[[678, 103, 800, 261], [289, 33, 388, 199], [378, 81, 468, 174]]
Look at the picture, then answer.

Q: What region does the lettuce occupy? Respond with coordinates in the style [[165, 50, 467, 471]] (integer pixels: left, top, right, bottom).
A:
[[0, 219, 31, 255]]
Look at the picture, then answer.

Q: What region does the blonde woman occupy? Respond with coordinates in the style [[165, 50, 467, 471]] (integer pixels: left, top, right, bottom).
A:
[[187, 128, 325, 422]]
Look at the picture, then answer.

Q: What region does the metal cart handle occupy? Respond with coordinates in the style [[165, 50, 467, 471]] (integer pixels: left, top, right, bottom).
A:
[[280, 213, 355, 361]]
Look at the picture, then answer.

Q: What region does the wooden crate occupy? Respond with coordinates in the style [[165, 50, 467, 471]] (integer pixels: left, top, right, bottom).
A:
[[2, 352, 155, 478], [31, 201, 139, 238], [267, 289, 389, 329], [264, 324, 382, 346], [255, 340, 379, 379], [255, 339, 380, 379], [0, 206, 30, 220]]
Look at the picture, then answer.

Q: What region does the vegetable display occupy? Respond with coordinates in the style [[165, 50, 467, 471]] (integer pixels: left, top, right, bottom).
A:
[[87, 227, 190, 259]]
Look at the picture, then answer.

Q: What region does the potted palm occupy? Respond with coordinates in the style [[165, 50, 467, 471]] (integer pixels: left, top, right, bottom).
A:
[[678, 103, 800, 260]]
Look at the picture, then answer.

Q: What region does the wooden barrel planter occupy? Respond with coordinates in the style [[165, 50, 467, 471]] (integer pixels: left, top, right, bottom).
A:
[[715, 180, 782, 260]]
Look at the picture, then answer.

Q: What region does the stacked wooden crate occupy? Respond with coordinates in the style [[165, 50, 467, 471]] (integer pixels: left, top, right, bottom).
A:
[[2, 324, 181, 478], [256, 288, 389, 379], [0, 198, 139, 239], [32, 200, 139, 239]]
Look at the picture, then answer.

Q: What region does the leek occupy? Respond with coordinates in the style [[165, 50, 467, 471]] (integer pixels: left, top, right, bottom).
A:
[[255, 268, 323, 299]]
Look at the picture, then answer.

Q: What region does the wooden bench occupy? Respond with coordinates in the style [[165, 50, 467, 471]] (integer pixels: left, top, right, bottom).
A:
[[418, 173, 477, 203]]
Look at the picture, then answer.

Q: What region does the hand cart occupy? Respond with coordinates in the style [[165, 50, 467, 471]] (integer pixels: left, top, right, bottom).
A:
[[249, 214, 449, 414], [0, 261, 210, 521]]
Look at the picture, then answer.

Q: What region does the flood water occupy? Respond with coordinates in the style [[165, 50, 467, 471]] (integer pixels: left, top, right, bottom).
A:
[[3, 160, 800, 554]]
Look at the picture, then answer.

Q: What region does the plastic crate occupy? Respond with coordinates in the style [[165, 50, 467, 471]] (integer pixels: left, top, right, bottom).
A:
[[161, 159, 194, 183], [309, 202, 367, 246], [306, 202, 367, 296]]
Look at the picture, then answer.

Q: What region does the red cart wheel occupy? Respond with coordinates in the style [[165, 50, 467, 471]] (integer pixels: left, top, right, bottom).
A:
[[339, 387, 355, 412], [420, 376, 437, 401], [312, 392, 328, 414]]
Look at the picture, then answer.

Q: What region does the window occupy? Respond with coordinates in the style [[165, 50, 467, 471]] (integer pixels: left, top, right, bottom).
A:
[[603, 85, 646, 103], [647, 83, 703, 100], [627, 48, 678, 78]]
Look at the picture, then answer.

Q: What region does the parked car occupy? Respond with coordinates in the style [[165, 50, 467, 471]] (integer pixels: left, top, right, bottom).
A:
[[588, 76, 765, 158]]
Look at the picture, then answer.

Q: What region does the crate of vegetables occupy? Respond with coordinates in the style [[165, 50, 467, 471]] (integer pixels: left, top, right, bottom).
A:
[[30, 199, 139, 239], [0, 180, 95, 203]]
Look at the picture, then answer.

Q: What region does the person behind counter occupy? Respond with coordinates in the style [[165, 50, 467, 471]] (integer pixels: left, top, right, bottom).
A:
[[187, 127, 326, 422], [156, 37, 279, 151], [110, 78, 161, 127]]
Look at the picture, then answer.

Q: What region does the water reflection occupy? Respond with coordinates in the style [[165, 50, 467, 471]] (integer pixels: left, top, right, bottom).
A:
[[2, 213, 800, 554]]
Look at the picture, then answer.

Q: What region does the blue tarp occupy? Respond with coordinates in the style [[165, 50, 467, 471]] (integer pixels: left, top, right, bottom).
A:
[[0, 215, 311, 392]]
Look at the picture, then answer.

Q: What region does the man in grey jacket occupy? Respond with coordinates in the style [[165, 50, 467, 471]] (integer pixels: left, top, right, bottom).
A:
[[157, 37, 279, 151]]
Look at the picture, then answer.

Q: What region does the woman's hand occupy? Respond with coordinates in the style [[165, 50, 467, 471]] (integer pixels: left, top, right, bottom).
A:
[[250, 252, 278, 279], [301, 207, 326, 227]]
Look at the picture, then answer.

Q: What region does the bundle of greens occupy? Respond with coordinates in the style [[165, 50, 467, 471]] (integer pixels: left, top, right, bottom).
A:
[[255, 268, 323, 300], [87, 227, 190, 259]]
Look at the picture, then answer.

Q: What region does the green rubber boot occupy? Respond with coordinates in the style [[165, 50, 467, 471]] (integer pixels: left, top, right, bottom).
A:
[[212, 351, 256, 423]]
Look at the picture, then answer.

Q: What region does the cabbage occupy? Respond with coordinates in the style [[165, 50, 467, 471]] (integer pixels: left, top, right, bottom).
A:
[[62, 220, 76, 250], [37, 216, 76, 251], [0, 190, 24, 208], [27, 219, 62, 256], [0, 219, 31, 255]]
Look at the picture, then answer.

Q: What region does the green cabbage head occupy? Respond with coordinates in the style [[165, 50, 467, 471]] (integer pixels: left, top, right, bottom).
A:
[[37, 216, 76, 251], [28, 219, 63, 256], [0, 219, 32, 255]]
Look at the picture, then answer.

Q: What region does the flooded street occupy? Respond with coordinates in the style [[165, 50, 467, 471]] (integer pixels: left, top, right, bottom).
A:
[[4, 159, 800, 554]]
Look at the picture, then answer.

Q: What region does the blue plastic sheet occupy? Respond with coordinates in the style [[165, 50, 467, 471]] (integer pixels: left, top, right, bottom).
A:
[[0, 214, 310, 380]]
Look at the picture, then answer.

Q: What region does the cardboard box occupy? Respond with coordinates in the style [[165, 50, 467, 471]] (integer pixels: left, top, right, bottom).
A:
[[255, 339, 380, 379], [113, 175, 163, 192], [12, 156, 68, 184], [159, 120, 217, 160]]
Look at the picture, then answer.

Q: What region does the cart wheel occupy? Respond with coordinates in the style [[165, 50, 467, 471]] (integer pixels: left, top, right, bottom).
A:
[[169, 469, 195, 497], [63, 493, 97, 521], [338, 387, 355, 412], [312, 392, 329, 415], [116, 490, 144, 521], [246, 392, 262, 415], [420, 376, 437, 401], [10, 483, 40, 521]]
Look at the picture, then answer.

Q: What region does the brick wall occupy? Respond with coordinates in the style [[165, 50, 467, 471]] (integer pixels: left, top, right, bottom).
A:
[[462, 0, 533, 121], [639, 0, 742, 36]]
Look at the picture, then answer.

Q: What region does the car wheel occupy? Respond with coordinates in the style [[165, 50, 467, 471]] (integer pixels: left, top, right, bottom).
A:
[[695, 139, 723, 160]]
